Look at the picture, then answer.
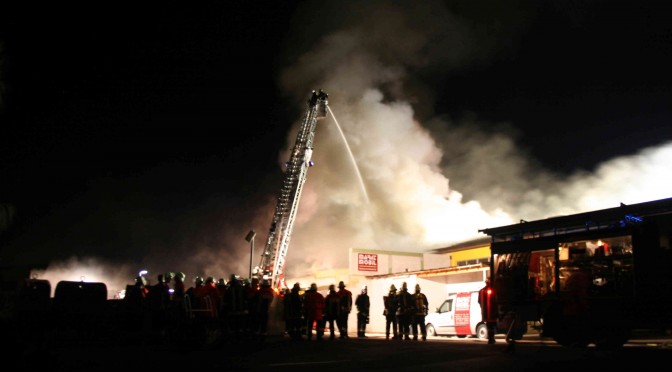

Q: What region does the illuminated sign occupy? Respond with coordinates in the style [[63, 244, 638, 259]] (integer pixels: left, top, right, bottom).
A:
[[358, 253, 378, 272]]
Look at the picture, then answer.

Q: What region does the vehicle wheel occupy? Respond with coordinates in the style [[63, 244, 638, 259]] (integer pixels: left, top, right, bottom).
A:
[[476, 324, 488, 340], [553, 327, 589, 348], [426, 324, 437, 336], [594, 327, 630, 350]]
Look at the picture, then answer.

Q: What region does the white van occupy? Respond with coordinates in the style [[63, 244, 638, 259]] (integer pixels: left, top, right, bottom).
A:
[[424, 291, 489, 340]]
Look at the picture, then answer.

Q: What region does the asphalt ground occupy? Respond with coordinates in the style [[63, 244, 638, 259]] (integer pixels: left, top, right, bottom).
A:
[[16, 328, 672, 371]]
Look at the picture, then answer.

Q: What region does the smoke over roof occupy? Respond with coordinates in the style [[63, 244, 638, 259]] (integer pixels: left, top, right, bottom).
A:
[[277, 0, 672, 276], [9, 1, 672, 291]]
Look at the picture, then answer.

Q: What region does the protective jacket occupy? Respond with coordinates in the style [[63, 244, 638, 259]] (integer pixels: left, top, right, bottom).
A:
[[325, 290, 341, 320], [303, 289, 325, 321]]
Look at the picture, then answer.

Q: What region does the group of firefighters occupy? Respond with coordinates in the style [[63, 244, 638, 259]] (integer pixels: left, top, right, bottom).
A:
[[383, 282, 429, 341], [122, 271, 276, 342], [283, 280, 370, 341], [122, 272, 441, 344], [121, 272, 376, 342]]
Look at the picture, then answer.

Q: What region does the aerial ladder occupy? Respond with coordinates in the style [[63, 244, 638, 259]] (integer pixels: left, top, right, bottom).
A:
[[257, 89, 329, 291]]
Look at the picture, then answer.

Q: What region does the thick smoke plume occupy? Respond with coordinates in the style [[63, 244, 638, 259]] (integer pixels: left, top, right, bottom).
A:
[[277, 1, 672, 277], [26, 1, 672, 288]]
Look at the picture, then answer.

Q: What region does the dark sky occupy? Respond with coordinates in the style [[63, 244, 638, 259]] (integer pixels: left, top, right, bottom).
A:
[[2, 1, 296, 213], [1, 1, 672, 289]]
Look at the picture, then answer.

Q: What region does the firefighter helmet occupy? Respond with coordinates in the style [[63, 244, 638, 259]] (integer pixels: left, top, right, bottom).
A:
[[292, 282, 301, 292], [310, 283, 318, 291], [165, 272, 175, 282], [194, 276, 204, 286], [329, 284, 336, 292], [401, 282, 408, 291], [338, 281, 346, 289], [415, 284, 421, 293], [175, 272, 186, 281], [206, 276, 215, 285], [389, 284, 396, 292]]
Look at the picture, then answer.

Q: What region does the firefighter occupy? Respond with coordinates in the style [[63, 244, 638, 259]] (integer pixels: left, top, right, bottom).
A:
[[186, 276, 205, 318], [308, 90, 318, 105], [558, 268, 592, 349], [479, 279, 496, 344], [284, 282, 304, 341], [123, 275, 149, 330], [164, 272, 175, 295], [397, 282, 415, 340], [253, 279, 275, 341], [324, 284, 341, 340], [126, 275, 149, 301], [172, 272, 186, 301], [336, 281, 353, 339], [216, 278, 227, 304], [411, 284, 428, 341], [186, 276, 204, 301], [303, 283, 325, 340], [167, 271, 186, 323], [195, 276, 221, 318], [223, 274, 247, 339], [245, 277, 260, 336], [384, 284, 399, 340], [355, 286, 370, 338], [146, 274, 171, 332]]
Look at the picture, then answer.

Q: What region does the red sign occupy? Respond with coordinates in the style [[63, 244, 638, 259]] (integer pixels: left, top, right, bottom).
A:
[[454, 292, 472, 335], [358, 253, 378, 272]]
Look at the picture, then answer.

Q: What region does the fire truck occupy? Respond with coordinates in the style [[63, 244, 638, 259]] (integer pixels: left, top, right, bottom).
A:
[[256, 90, 329, 291], [479, 197, 672, 348]]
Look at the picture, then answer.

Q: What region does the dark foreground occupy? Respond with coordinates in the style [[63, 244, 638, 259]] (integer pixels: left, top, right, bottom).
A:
[[14, 328, 672, 372]]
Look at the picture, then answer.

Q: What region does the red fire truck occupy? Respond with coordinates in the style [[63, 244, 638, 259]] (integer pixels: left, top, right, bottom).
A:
[[479, 197, 672, 348]]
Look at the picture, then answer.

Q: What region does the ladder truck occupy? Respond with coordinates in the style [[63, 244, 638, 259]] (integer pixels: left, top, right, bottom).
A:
[[257, 90, 329, 291]]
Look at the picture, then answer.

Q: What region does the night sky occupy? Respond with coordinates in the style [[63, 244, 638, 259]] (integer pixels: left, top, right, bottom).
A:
[[1, 1, 671, 291]]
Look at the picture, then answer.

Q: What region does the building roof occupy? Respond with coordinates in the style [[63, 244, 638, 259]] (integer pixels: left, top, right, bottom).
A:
[[429, 236, 491, 254], [479, 196, 672, 241], [365, 262, 489, 279]]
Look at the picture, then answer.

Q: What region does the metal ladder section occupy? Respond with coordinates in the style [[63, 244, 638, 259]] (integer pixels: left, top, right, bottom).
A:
[[259, 90, 328, 290]]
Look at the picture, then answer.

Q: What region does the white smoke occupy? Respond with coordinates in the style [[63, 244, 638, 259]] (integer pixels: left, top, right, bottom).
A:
[[31, 257, 135, 298], [26, 1, 672, 287], [275, 1, 672, 277]]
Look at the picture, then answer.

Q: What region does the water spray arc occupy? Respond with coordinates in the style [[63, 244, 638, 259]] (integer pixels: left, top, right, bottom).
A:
[[327, 106, 370, 204]]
